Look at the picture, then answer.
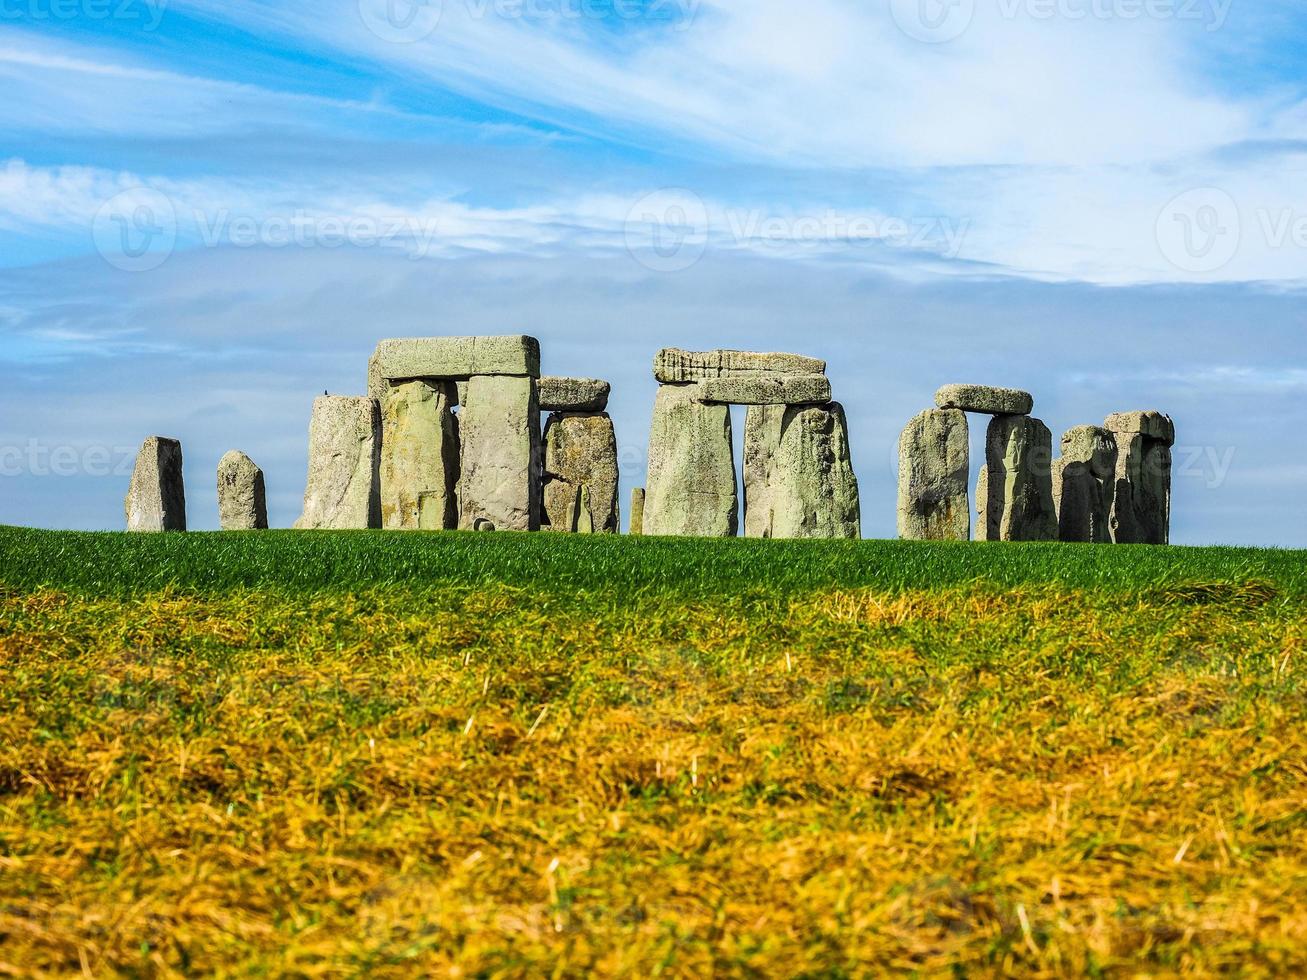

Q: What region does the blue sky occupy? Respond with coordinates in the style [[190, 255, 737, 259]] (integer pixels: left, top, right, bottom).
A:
[[1, 0, 1305, 544]]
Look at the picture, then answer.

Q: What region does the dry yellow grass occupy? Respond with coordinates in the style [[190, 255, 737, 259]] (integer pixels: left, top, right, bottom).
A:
[[1, 582, 1304, 976]]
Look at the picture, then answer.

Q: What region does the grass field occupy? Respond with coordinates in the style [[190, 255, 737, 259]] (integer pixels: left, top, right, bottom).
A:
[[1, 526, 1304, 975]]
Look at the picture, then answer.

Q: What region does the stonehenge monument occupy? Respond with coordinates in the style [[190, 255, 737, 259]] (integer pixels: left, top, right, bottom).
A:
[[125, 436, 186, 532], [644, 348, 860, 539], [629, 488, 645, 536], [458, 374, 540, 532], [743, 403, 860, 539], [541, 379, 619, 533], [983, 414, 1058, 542], [1053, 426, 1117, 543], [217, 450, 268, 531], [294, 396, 381, 530], [1106, 411, 1174, 545], [897, 408, 969, 541], [120, 336, 1175, 543], [644, 383, 738, 537], [380, 379, 460, 531], [899, 385, 1174, 545]]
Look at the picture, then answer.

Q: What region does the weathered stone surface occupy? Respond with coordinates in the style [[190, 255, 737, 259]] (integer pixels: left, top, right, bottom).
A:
[[542, 413, 619, 534], [897, 409, 969, 541], [126, 437, 186, 532], [644, 385, 737, 537], [458, 375, 540, 532], [936, 384, 1034, 417], [368, 335, 541, 397], [1104, 411, 1175, 447], [982, 415, 1058, 541], [743, 402, 861, 540], [1107, 414, 1173, 545], [1053, 426, 1117, 543], [975, 465, 991, 542], [217, 450, 267, 531], [380, 379, 460, 531], [630, 488, 645, 535], [696, 374, 832, 406], [294, 396, 381, 530], [539, 377, 610, 413], [654, 348, 826, 384]]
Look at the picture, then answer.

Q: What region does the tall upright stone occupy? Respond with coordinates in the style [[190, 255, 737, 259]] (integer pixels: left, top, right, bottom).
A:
[[743, 402, 860, 540], [897, 408, 969, 541], [983, 415, 1057, 542], [542, 413, 620, 534], [644, 384, 737, 538], [380, 379, 459, 531], [125, 437, 186, 532], [294, 396, 381, 530], [1054, 426, 1117, 543], [217, 450, 267, 531], [630, 488, 645, 536], [458, 375, 540, 532], [975, 465, 990, 542], [1105, 411, 1174, 545]]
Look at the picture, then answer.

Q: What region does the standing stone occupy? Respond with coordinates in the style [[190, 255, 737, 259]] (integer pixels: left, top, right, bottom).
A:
[[983, 415, 1058, 542], [217, 450, 267, 531], [1105, 412, 1174, 545], [294, 396, 381, 530], [897, 408, 969, 541], [125, 437, 186, 532], [743, 402, 861, 540], [644, 384, 737, 537], [542, 413, 619, 534], [380, 379, 460, 531], [630, 488, 645, 535], [975, 465, 990, 542], [1054, 426, 1117, 543], [458, 375, 540, 532]]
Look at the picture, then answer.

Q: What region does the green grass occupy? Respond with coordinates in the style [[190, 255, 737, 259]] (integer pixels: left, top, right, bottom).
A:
[[1, 528, 1305, 974], [1, 526, 1304, 599]]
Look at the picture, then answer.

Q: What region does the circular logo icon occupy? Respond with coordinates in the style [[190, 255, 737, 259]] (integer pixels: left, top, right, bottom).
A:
[[357, 0, 443, 43], [891, 0, 975, 44], [92, 187, 177, 273], [624, 189, 710, 273], [1155, 187, 1241, 274]]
